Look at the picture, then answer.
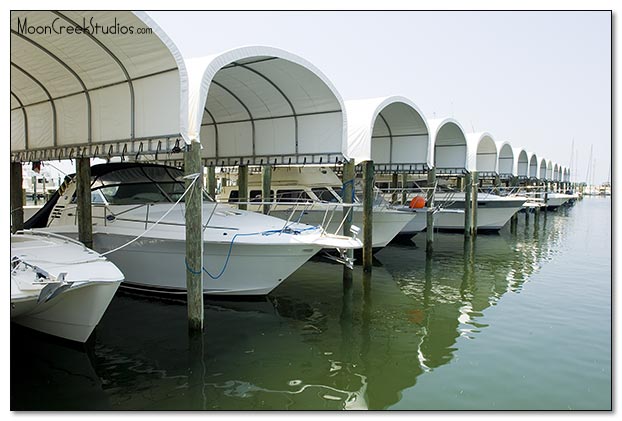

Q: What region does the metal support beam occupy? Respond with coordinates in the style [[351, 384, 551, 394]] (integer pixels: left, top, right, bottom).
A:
[[185, 141, 204, 332], [401, 173, 408, 205], [76, 157, 93, 249], [11, 162, 24, 233], [362, 160, 374, 272]]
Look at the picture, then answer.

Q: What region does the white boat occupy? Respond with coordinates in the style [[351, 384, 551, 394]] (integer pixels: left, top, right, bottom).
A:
[[219, 166, 419, 249], [11, 231, 123, 342], [543, 192, 573, 209], [432, 191, 526, 231], [27, 163, 360, 296]]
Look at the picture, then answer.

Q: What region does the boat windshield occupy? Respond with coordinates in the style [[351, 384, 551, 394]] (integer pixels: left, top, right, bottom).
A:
[[89, 166, 211, 205], [311, 187, 342, 203]]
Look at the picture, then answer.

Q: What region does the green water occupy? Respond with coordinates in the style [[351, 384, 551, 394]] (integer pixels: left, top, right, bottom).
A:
[[10, 197, 611, 410]]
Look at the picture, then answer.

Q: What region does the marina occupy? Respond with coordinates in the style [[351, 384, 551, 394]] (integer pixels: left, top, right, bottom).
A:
[[10, 196, 611, 410], [9, 10, 612, 412]]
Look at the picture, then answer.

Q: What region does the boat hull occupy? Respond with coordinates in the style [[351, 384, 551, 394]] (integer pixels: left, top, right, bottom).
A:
[[90, 233, 322, 296], [266, 207, 416, 248], [11, 281, 121, 343]]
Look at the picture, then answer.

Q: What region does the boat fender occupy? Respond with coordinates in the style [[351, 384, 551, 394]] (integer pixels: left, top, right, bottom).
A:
[[409, 196, 426, 209]]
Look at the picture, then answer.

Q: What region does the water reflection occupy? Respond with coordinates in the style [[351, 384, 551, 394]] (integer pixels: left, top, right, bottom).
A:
[[11, 205, 576, 410]]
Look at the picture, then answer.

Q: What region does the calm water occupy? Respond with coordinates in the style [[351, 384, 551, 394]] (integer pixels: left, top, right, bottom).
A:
[[11, 196, 612, 410]]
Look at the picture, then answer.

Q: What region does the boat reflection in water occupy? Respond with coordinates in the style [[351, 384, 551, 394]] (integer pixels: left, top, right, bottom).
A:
[[11, 205, 571, 410]]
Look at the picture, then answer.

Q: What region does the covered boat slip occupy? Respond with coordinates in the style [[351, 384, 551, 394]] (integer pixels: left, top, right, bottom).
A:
[[10, 11, 577, 329]]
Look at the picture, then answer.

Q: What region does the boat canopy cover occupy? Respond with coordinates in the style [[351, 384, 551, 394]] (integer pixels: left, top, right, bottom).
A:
[[10, 11, 187, 161], [428, 117, 468, 173], [344, 96, 429, 169], [184, 46, 346, 166], [466, 132, 497, 174]]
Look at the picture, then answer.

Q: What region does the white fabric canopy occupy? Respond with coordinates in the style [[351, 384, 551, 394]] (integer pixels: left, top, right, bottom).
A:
[[466, 132, 497, 174], [496, 141, 514, 176], [184, 46, 346, 166], [344, 96, 429, 169], [529, 153, 539, 178], [10, 11, 187, 161], [514, 148, 529, 178], [428, 117, 468, 173]]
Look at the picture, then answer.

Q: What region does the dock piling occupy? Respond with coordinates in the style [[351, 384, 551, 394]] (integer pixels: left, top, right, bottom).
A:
[[261, 164, 272, 215], [426, 167, 436, 254], [238, 164, 249, 211], [464, 173, 473, 238], [185, 140, 204, 332], [10, 162, 24, 233], [76, 157, 93, 249], [362, 160, 374, 272], [207, 166, 216, 200], [471, 171, 478, 237]]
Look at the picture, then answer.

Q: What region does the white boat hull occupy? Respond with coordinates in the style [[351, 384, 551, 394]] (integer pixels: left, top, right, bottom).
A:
[[433, 206, 520, 231], [11, 232, 123, 342], [11, 281, 121, 342], [91, 233, 322, 295], [266, 207, 416, 248]]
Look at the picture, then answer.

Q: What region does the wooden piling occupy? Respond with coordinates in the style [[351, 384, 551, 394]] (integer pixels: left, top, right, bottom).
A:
[[362, 160, 374, 272], [464, 173, 472, 238], [426, 167, 436, 254], [238, 164, 249, 211], [262, 165, 272, 215], [391, 172, 398, 204], [471, 171, 478, 237], [206, 166, 216, 200], [341, 159, 355, 238], [185, 140, 204, 332], [401, 173, 408, 205], [32, 175, 38, 206], [76, 157, 93, 249], [10, 162, 24, 233]]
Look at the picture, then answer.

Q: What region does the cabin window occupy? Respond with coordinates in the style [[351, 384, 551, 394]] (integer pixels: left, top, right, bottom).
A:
[[311, 188, 341, 203], [275, 189, 312, 203], [228, 190, 274, 203]]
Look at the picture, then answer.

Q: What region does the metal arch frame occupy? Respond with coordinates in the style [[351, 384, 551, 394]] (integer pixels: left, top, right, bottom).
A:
[[202, 58, 343, 164], [234, 62, 301, 154], [203, 107, 219, 157], [210, 80, 257, 157], [12, 29, 93, 143], [11, 62, 57, 147], [10, 68, 177, 111], [377, 112, 394, 163], [53, 11, 136, 140], [10, 91, 28, 149]]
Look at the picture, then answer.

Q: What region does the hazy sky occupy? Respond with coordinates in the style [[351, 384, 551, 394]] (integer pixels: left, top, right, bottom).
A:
[[149, 10, 611, 184]]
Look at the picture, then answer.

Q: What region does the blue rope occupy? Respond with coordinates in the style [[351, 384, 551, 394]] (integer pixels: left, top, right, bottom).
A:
[[189, 225, 321, 280]]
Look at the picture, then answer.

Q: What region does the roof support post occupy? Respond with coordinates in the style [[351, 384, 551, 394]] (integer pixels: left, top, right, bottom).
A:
[[185, 140, 204, 332], [391, 173, 398, 204], [262, 164, 272, 215], [238, 164, 249, 211], [426, 167, 436, 254], [362, 160, 374, 272], [464, 173, 472, 238], [471, 171, 478, 237], [76, 157, 93, 249], [401, 173, 408, 205], [206, 166, 217, 200], [11, 162, 24, 233], [341, 159, 356, 264]]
